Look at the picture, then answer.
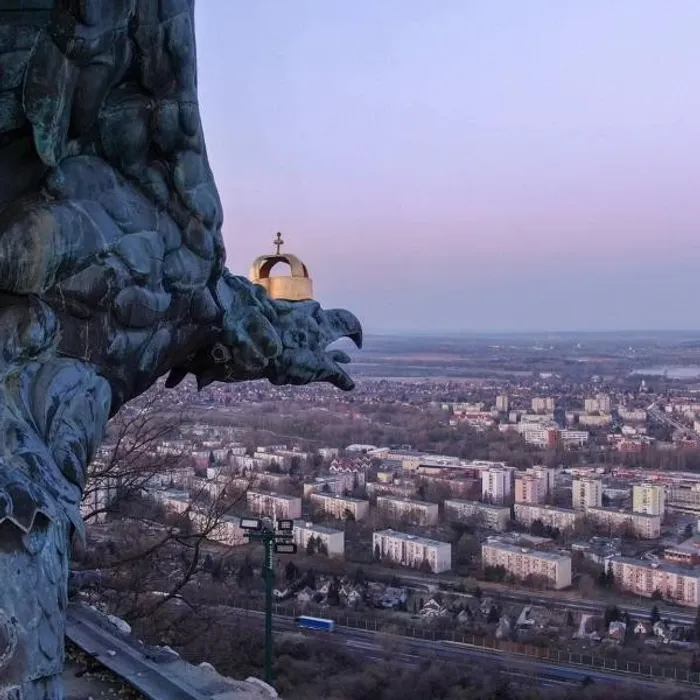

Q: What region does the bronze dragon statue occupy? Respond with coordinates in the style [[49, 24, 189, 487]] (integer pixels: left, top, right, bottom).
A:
[[0, 2, 362, 698]]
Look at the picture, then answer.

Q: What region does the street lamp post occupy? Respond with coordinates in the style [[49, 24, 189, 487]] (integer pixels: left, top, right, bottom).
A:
[[240, 517, 297, 685]]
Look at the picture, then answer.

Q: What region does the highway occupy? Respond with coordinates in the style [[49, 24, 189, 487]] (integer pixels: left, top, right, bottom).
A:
[[228, 607, 677, 692]]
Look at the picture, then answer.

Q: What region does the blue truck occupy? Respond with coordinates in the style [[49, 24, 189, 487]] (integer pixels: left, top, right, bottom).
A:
[[295, 615, 335, 632]]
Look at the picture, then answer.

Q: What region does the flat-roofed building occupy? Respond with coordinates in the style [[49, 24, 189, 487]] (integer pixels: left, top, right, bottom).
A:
[[572, 478, 603, 510], [152, 488, 190, 514], [633, 483, 666, 517], [190, 510, 246, 546], [609, 556, 700, 607], [302, 476, 346, 498], [585, 507, 661, 539], [293, 521, 345, 557], [481, 466, 514, 504], [515, 474, 546, 504], [444, 499, 511, 532], [246, 490, 302, 519], [376, 496, 439, 525], [373, 529, 451, 573], [514, 503, 582, 531], [309, 492, 370, 520], [482, 540, 572, 589]]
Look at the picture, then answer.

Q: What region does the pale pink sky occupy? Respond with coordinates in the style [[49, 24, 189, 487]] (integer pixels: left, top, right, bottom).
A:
[[195, 1, 700, 332]]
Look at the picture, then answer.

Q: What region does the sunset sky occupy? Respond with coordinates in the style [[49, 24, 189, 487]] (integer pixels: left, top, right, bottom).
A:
[[195, 1, 700, 333]]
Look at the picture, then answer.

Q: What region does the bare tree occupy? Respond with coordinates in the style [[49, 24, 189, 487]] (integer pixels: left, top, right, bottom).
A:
[[81, 388, 190, 523]]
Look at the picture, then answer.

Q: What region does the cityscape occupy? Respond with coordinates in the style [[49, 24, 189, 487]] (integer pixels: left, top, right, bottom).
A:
[[1, 2, 700, 700], [74, 332, 700, 699]]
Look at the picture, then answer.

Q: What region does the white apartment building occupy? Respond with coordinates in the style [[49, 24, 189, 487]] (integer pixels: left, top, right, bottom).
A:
[[293, 521, 345, 557], [667, 485, 700, 513], [190, 510, 246, 547], [444, 499, 511, 532], [618, 408, 647, 423], [309, 492, 370, 520], [495, 395, 510, 412], [514, 503, 582, 531], [531, 397, 555, 413], [246, 490, 302, 519], [585, 507, 661, 539], [515, 474, 546, 505], [633, 483, 666, 517], [572, 478, 603, 510], [302, 476, 346, 498], [578, 414, 612, 427], [515, 424, 560, 449], [528, 465, 555, 494], [373, 529, 452, 573], [584, 394, 611, 414], [482, 540, 572, 589], [376, 496, 439, 525], [152, 488, 190, 514], [481, 467, 513, 504], [560, 429, 590, 446], [609, 557, 700, 607]]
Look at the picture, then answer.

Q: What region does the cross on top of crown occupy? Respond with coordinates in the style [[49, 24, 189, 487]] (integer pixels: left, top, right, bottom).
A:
[[274, 232, 284, 255]]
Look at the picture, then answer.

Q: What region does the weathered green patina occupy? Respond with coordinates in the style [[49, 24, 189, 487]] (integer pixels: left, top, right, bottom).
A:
[[0, 2, 361, 698]]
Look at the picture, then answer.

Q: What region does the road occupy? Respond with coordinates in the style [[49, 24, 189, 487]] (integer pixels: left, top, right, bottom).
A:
[[648, 401, 699, 439], [227, 607, 676, 692]]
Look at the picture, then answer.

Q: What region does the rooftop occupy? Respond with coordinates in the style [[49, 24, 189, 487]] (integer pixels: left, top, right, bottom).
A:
[[310, 492, 368, 503], [374, 528, 450, 548], [294, 520, 344, 535], [247, 489, 301, 503], [376, 495, 438, 508], [610, 555, 700, 578], [483, 540, 571, 563], [444, 499, 510, 513], [586, 506, 661, 520]]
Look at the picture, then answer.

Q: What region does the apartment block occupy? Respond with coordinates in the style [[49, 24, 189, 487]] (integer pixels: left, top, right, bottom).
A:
[[585, 507, 661, 539], [515, 474, 546, 504], [152, 488, 190, 514], [246, 490, 302, 519], [373, 529, 452, 573], [302, 476, 346, 498], [513, 503, 582, 531], [190, 510, 246, 547], [444, 499, 511, 532], [584, 394, 611, 414], [572, 478, 603, 510], [531, 397, 555, 413], [482, 540, 572, 589], [633, 483, 666, 517], [293, 521, 345, 557], [309, 492, 370, 520], [495, 394, 510, 412], [376, 496, 439, 525], [481, 467, 513, 504], [609, 557, 700, 607], [667, 486, 700, 513], [559, 430, 590, 446], [528, 465, 555, 494]]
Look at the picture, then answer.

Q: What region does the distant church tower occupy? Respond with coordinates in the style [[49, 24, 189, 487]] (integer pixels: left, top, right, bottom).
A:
[[249, 232, 313, 301]]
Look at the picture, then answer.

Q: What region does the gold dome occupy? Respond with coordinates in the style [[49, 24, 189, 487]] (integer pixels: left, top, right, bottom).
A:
[[249, 232, 314, 301]]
